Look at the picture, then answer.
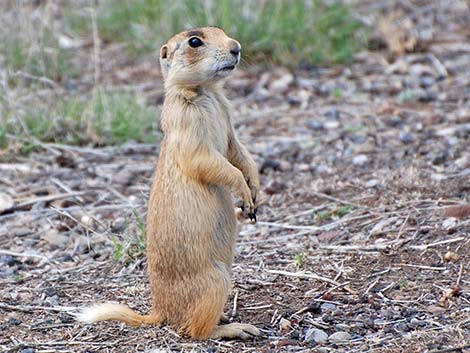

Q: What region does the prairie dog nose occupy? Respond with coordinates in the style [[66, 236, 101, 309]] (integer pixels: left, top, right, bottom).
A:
[[229, 41, 241, 57]]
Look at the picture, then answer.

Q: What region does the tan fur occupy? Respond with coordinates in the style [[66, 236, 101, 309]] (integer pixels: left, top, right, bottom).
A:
[[78, 27, 260, 340]]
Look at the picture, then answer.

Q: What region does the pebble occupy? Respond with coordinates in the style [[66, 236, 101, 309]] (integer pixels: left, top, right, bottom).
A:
[[442, 217, 457, 229], [0, 192, 14, 213], [280, 318, 292, 332], [21, 349, 35, 353], [261, 159, 281, 172], [279, 160, 293, 172], [8, 317, 21, 325], [420, 76, 435, 88], [329, 331, 351, 343], [353, 154, 368, 166], [305, 328, 328, 344], [399, 132, 414, 144], [42, 229, 69, 248], [269, 73, 294, 94], [365, 179, 379, 188], [321, 303, 336, 311], [306, 120, 324, 131], [298, 163, 311, 172], [324, 121, 340, 130], [426, 305, 446, 315], [325, 108, 340, 120], [335, 323, 350, 332]]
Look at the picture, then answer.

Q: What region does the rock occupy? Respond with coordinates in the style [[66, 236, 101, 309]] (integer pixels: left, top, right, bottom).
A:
[[306, 120, 324, 131], [442, 218, 457, 229], [409, 64, 434, 77], [42, 229, 69, 248], [279, 160, 292, 172], [444, 251, 460, 262], [335, 323, 350, 332], [269, 73, 294, 94], [265, 181, 287, 195], [353, 154, 368, 166], [399, 132, 414, 144], [306, 302, 322, 314], [370, 217, 398, 236], [325, 108, 340, 120], [20, 349, 35, 353], [321, 303, 336, 311], [0, 193, 14, 213], [8, 317, 21, 325], [365, 179, 379, 188], [431, 173, 447, 181], [305, 328, 328, 344], [324, 121, 340, 130], [298, 163, 311, 172], [280, 318, 292, 332], [114, 168, 134, 186], [261, 159, 281, 172], [420, 76, 436, 88], [426, 305, 446, 315], [329, 331, 351, 343]]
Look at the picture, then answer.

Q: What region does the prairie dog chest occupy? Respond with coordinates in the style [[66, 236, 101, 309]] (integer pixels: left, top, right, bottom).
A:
[[198, 92, 230, 155]]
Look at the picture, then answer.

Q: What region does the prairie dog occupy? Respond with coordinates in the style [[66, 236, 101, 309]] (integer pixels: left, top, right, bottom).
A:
[[78, 27, 260, 340]]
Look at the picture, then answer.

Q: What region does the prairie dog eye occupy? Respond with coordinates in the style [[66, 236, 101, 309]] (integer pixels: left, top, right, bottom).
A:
[[188, 37, 203, 48]]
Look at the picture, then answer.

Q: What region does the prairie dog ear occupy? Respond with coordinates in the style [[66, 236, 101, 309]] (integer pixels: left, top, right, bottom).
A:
[[160, 45, 168, 59], [159, 44, 169, 80]]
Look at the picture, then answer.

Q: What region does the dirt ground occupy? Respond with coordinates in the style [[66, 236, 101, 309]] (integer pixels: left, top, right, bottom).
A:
[[1, 1, 469, 352]]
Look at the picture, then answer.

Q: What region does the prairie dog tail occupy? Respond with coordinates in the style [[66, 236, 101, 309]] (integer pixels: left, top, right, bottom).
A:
[[77, 303, 159, 327]]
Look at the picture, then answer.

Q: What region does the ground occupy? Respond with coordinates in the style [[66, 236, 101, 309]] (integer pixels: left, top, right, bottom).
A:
[[0, 1, 469, 353]]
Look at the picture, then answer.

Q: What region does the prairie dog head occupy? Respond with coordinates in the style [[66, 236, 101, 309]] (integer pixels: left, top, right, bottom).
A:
[[159, 27, 241, 87]]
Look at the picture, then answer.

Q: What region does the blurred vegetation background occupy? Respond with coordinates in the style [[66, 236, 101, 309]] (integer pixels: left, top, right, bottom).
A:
[[0, 0, 368, 156]]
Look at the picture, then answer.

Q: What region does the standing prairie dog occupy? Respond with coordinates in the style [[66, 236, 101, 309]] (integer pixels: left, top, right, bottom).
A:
[[78, 27, 261, 340]]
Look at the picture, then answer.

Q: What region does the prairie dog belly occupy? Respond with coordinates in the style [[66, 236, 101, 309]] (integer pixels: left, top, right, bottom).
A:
[[147, 164, 236, 278]]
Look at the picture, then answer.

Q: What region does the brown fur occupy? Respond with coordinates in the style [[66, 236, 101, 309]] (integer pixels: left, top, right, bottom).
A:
[[77, 27, 260, 340]]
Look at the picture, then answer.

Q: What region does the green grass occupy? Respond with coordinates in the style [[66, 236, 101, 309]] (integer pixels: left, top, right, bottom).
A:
[[0, 90, 160, 153], [70, 0, 367, 66], [111, 210, 147, 262], [0, 19, 79, 84]]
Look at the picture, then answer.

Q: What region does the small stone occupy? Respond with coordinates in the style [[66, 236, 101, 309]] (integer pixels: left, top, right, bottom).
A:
[[81, 215, 93, 226], [298, 163, 310, 172], [42, 229, 69, 248], [399, 132, 414, 144], [408, 318, 421, 329], [324, 121, 340, 130], [329, 331, 351, 343], [261, 159, 281, 172], [114, 169, 134, 186], [426, 305, 446, 315], [8, 317, 21, 325], [269, 73, 294, 94], [279, 160, 292, 172], [365, 179, 379, 188], [306, 120, 324, 131], [442, 218, 457, 229], [306, 302, 322, 314], [206, 347, 217, 353], [0, 193, 14, 213], [325, 108, 340, 120], [420, 76, 435, 88], [444, 251, 460, 262], [431, 173, 447, 181], [335, 323, 350, 332], [280, 318, 292, 332], [321, 303, 336, 311], [305, 328, 328, 344], [353, 154, 368, 166], [432, 153, 447, 165], [21, 349, 35, 353]]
